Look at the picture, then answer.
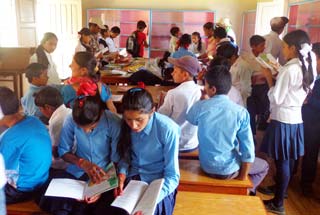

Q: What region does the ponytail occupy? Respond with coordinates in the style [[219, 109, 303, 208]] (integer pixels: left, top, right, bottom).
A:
[[298, 51, 314, 92], [283, 30, 314, 92]]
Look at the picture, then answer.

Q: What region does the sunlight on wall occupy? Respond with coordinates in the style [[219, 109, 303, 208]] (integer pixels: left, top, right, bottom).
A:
[[0, 0, 18, 47]]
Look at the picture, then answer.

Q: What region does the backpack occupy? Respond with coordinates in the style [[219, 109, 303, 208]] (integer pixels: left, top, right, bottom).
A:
[[126, 31, 140, 57]]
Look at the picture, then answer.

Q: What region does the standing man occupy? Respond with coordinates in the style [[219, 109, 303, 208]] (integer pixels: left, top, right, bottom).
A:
[[88, 17, 107, 55], [264, 16, 289, 65]]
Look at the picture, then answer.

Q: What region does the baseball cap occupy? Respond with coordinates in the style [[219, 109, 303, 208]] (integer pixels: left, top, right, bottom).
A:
[[89, 17, 106, 29], [168, 56, 201, 76]]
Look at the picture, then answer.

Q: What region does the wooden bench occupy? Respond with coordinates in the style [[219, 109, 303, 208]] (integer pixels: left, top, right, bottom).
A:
[[179, 159, 252, 195], [174, 191, 267, 215], [178, 149, 199, 160], [6, 200, 48, 215]]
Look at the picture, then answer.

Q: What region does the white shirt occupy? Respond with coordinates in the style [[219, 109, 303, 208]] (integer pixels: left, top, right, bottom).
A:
[[0, 154, 6, 188], [230, 56, 254, 106], [268, 58, 308, 124], [188, 42, 206, 55], [105, 37, 118, 52], [169, 36, 179, 53], [75, 40, 87, 53], [158, 81, 201, 151], [30, 51, 60, 85], [49, 104, 72, 169], [228, 86, 244, 107], [264, 31, 286, 65]]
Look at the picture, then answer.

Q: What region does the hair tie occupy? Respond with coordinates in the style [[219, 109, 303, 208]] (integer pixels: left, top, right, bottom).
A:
[[299, 43, 312, 58], [0, 105, 4, 120]]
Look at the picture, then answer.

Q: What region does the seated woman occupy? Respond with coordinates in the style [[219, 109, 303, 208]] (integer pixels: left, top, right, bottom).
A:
[[39, 82, 121, 215], [61, 51, 117, 113], [171, 34, 196, 59], [115, 88, 180, 215]]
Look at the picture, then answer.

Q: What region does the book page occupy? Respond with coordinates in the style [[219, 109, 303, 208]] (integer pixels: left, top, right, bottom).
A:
[[111, 180, 148, 214], [44, 178, 86, 200], [84, 162, 118, 198], [133, 178, 164, 215]]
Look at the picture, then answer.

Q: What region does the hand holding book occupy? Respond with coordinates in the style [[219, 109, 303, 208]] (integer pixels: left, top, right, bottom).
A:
[[78, 158, 107, 184], [255, 53, 281, 75]]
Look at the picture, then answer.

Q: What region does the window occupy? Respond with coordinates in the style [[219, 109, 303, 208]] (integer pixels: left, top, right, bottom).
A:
[[288, 0, 320, 43], [240, 10, 256, 53]]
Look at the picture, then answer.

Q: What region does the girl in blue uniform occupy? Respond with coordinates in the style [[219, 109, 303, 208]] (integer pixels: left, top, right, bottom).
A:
[[115, 88, 180, 215], [39, 82, 121, 215], [261, 30, 315, 215], [61, 51, 117, 113]]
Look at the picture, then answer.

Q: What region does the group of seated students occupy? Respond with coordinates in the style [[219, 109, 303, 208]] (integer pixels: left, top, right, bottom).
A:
[[0, 14, 320, 215]]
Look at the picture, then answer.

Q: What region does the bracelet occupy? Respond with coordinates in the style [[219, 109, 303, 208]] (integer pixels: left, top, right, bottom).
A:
[[77, 158, 85, 167]]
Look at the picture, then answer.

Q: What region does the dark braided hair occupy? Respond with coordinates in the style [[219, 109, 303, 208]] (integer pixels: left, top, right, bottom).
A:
[[117, 88, 154, 164], [283, 30, 314, 92]]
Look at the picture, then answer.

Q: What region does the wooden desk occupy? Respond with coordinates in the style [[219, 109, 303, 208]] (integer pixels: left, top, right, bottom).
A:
[[110, 85, 174, 105], [179, 159, 253, 195], [7, 200, 49, 215], [101, 72, 132, 85], [174, 192, 267, 215], [0, 69, 25, 98]]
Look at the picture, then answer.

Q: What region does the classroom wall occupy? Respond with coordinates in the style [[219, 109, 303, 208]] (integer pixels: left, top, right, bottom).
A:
[[81, 0, 260, 44]]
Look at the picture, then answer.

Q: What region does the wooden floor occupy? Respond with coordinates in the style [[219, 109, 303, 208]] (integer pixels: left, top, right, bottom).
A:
[[255, 130, 320, 215]]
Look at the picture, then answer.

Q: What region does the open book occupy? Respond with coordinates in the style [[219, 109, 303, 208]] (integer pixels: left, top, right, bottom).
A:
[[44, 162, 118, 200], [255, 53, 281, 75], [111, 178, 164, 215]]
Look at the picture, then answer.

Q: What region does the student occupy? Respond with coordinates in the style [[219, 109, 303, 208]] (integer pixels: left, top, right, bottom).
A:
[[0, 87, 52, 204], [30, 32, 60, 84], [189, 32, 206, 56], [98, 27, 109, 51], [199, 22, 216, 61], [116, 88, 180, 215], [34, 86, 72, 171], [75, 27, 93, 54], [105, 26, 121, 53], [217, 17, 237, 45], [21, 63, 49, 118], [216, 43, 253, 106], [260, 30, 315, 214], [171, 34, 196, 59], [0, 154, 6, 215], [187, 65, 269, 195], [135, 20, 149, 57], [300, 42, 320, 196], [245, 35, 270, 134], [61, 51, 117, 113], [214, 26, 232, 50], [264, 16, 289, 65], [208, 55, 244, 107], [40, 83, 121, 215], [169, 26, 180, 53], [158, 55, 201, 152]]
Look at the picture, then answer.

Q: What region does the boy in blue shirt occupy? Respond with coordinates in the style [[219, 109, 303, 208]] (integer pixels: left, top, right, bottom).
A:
[[21, 63, 49, 119], [0, 87, 51, 204], [187, 65, 269, 195]]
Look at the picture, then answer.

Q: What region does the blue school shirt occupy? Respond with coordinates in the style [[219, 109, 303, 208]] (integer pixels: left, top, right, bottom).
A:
[[171, 47, 196, 59], [61, 83, 112, 108], [21, 84, 42, 117], [187, 95, 255, 175], [118, 112, 180, 203], [0, 116, 51, 191], [58, 111, 121, 178]]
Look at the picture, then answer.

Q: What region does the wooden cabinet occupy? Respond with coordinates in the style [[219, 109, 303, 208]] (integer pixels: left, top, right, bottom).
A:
[[87, 9, 214, 58]]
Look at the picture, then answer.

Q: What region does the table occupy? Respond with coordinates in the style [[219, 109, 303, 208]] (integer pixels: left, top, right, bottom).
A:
[[174, 191, 267, 215], [100, 58, 147, 85], [0, 69, 25, 98], [110, 85, 173, 104]]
